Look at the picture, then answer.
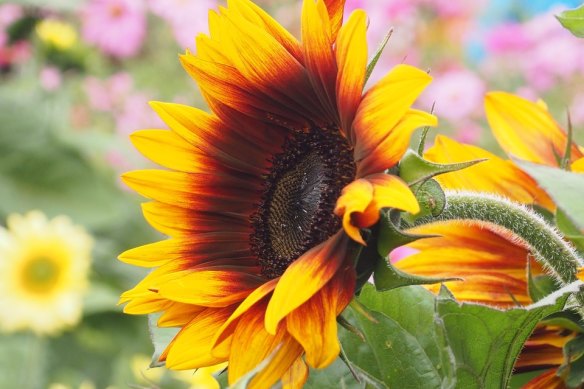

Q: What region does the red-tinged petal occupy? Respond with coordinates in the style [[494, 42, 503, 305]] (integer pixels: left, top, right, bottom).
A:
[[123, 297, 171, 315], [485, 92, 583, 166], [521, 369, 565, 389], [395, 221, 535, 307], [155, 267, 264, 307], [424, 135, 554, 209], [334, 179, 373, 244], [357, 109, 437, 176], [324, 0, 346, 40], [286, 262, 355, 368], [157, 302, 206, 328], [164, 307, 234, 369], [212, 278, 279, 351], [121, 170, 258, 215], [302, 0, 338, 123], [335, 175, 419, 244], [353, 65, 432, 163], [335, 9, 367, 135], [141, 202, 250, 237], [228, 300, 301, 387], [265, 232, 349, 334], [130, 129, 237, 175], [281, 358, 309, 389], [227, 0, 303, 62], [118, 234, 252, 268], [149, 101, 274, 174]]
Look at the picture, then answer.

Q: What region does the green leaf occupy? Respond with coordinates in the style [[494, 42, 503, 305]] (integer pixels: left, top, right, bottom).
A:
[[340, 285, 456, 389], [304, 358, 365, 389], [148, 314, 179, 368], [436, 282, 578, 389], [516, 160, 584, 230], [0, 333, 48, 389], [556, 5, 584, 38], [556, 208, 584, 253], [399, 149, 485, 185], [365, 29, 392, 84], [527, 260, 560, 302]]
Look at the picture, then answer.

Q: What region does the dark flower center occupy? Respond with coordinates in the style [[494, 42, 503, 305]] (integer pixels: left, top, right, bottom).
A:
[[250, 127, 356, 279]]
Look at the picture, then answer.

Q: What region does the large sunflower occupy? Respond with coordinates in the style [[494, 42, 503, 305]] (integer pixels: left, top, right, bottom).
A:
[[119, 0, 436, 387]]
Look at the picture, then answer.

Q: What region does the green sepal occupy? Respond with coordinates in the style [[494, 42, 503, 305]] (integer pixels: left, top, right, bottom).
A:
[[412, 179, 446, 218], [556, 5, 584, 38], [398, 149, 486, 185], [527, 259, 561, 302], [541, 311, 584, 334], [558, 334, 584, 388], [365, 28, 392, 84], [377, 210, 434, 258]]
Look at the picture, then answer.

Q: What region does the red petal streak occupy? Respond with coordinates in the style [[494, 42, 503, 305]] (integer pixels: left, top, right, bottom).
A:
[[265, 232, 349, 334]]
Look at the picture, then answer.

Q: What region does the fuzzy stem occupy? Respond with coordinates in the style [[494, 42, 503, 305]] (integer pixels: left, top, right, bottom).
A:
[[418, 191, 584, 307]]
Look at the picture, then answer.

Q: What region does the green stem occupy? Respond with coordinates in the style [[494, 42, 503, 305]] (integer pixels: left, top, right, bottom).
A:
[[418, 191, 584, 306]]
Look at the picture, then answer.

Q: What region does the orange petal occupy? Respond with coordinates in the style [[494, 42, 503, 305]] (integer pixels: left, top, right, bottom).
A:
[[335, 9, 367, 134], [521, 369, 565, 389], [353, 65, 432, 166], [324, 0, 346, 40], [141, 201, 250, 237], [424, 135, 554, 209], [164, 307, 233, 369], [265, 232, 349, 334], [485, 92, 583, 166], [155, 267, 263, 307], [357, 109, 437, 176], [302, 0, 338, 123], [157, 302, 206, 327], [228, 300, 302, 388], [281, 358, 309, 389], [286, 263, 355, 368], [395, 220, 534, 307], [335, 174, 419, 244]]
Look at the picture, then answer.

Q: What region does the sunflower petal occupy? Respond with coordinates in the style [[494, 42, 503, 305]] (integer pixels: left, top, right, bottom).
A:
[[324, 0, 346, 40], [521, 369, 565, 389], [424, 135, 554, 209], [485, 92, 583, 166], [265, 232, 349, 334], [572, 156, 584, 173], [155, 268, 264, 307], [335, 9, 367, 134], [164, 307, 233, 369], [335, 174, 419, 244], [357, 109, 437, 176], [286, 263, 355, 368], [353, 65, 432, 165]]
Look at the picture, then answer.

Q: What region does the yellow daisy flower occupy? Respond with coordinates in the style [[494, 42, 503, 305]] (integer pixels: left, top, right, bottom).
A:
[[36, 19, 78, 51], [119, 0, 436, 386], [0, 211, 93, 336]]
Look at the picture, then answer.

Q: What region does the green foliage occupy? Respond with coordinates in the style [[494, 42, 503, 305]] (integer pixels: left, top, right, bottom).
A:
[[516, 161, 584, 230], [557, 5, 584, 38], [335, 283, 577, 389]]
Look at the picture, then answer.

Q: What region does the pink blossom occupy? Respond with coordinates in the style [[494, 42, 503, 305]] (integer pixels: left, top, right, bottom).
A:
[[114, 92, 164, 136], [485, 23, 531, 54], [40, 67, 62, 91], [81, 0, 146, 58], [453, 121, 482, 144], [148, 0, 216, 50], [83, 72, 133, 112], [420, 68, 485, 122], [389, 246, 419, 264]]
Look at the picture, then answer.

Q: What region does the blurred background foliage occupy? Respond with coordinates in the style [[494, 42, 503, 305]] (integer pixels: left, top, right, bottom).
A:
[[0, 0, 582, 387]]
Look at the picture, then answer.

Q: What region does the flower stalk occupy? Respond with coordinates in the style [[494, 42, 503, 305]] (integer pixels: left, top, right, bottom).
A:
[[416, 190, 584, 308]]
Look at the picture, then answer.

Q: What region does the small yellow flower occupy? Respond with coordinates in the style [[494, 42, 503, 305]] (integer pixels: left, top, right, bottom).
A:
[[0, 211, 93, 336], [36, 19, 78, 50]]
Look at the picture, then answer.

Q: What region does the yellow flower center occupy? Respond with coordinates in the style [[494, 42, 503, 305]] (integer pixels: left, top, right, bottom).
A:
[[250, 127, 355, 278], [21, 256, 61, 294]]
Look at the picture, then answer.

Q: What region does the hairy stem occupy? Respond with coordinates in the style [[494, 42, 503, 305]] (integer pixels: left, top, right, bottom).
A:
[[417, 191, 584, 308]]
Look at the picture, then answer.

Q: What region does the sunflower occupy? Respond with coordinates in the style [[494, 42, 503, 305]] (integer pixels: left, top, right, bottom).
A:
[[119, 0, 436, 386], [392, 90, 584, 388], [0, 211, 93, 336]]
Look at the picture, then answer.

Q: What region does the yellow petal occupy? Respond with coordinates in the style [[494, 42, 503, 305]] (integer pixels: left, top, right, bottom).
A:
[[485, 92, 583, 166], [353, 65, 432, 166], [571, 156, 584, 173], [335, 9, 367, 134]]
